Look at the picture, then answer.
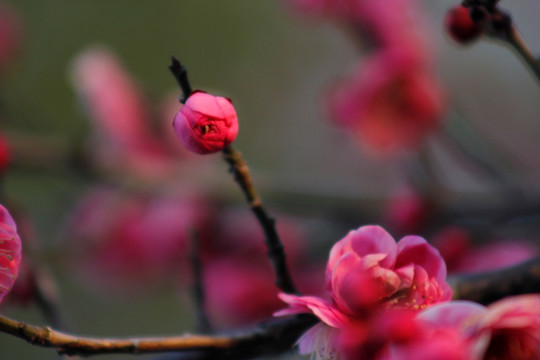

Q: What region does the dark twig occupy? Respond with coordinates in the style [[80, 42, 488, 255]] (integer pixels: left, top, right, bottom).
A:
[[504, 26, 540, 84], [449, 255, 540, 305], [189, 229, 212, 334], [169, 57, 193, 104], [464, 1, 540, 83], [222, 145, 298, 295]]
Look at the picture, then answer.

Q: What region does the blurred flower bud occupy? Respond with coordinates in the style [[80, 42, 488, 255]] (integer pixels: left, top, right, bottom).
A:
[[173, 91, 239, 154], [445, 6, 483, 44]]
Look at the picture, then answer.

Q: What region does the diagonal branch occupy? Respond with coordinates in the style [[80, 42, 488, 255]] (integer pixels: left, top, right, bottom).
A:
[[222, 145, 298, 294]]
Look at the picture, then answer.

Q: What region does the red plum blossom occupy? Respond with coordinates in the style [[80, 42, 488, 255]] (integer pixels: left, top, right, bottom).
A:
[[0, 204, 21, 303], [173, 91, 239, 154], [275, 225, 451, 359]]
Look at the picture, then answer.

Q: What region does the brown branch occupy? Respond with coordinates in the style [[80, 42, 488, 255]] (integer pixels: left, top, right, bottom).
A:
[[0, 313, 317, 357], [499, 23, 540, 83], [166, 58, 298, 295], [466, 2, 540, 84], [450, 255, 540, 305], [222, 145, 298, 294]]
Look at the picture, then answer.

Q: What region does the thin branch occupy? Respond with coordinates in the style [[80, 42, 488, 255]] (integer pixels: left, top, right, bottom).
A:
[[471, 3, 540, 84], [0, 313, 317, 357], [222, 145, 298, 295], [166, 58, 298, 295], [449, 255, 540, 305], [189, 229, 212, 334], [169, 57, 193, 104], [504, 26, 540, 84]]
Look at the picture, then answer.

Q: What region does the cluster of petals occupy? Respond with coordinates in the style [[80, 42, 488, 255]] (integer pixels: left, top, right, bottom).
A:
[[275, 225, 452, 359], [70, 46, 199, 180], [0, 204, 22, 304]]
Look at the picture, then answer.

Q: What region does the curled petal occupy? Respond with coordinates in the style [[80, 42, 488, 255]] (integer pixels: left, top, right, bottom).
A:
[[327, 225, 397, 285], [276, 293, 348, 327]]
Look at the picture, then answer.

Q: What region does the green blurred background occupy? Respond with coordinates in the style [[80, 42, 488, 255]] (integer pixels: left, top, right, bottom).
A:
[[1, 0, 540, 359]]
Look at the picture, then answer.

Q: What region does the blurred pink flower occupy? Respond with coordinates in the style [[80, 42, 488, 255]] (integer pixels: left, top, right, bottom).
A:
[[275, 225, 451, 358], [0, 204, 21, 303], [329, 49, 445, 153], [479, 295, 540, 360], [419, 295, 540, 360], [70, 46, 197, 180], [433, 226, 539, 274], [64, 187, 211, 294], [173, 91, 239, 154]]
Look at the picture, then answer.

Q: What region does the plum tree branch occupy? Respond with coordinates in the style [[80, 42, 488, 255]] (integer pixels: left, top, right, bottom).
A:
[[222, 145, 298, 294], [2, 253, 540, 357], [0, 313, 317, 357], [168, 57, 298, 295]]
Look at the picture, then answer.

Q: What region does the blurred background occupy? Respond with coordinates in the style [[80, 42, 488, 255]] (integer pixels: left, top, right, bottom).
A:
[[0, 0, 540, 359]]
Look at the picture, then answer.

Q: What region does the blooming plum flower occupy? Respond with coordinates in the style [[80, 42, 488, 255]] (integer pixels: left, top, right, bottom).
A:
[[275, 225, 451, 359], [0, 204, 22, 304], [173, 91, 239, 154]]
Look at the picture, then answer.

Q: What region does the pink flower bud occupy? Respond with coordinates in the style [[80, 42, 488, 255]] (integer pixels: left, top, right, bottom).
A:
[[173, 91, 239, 154]]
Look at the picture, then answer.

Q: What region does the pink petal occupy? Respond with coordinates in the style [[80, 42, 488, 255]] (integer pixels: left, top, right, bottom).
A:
[[276, 293, 347, 327], [396, 235, 447, 283]]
